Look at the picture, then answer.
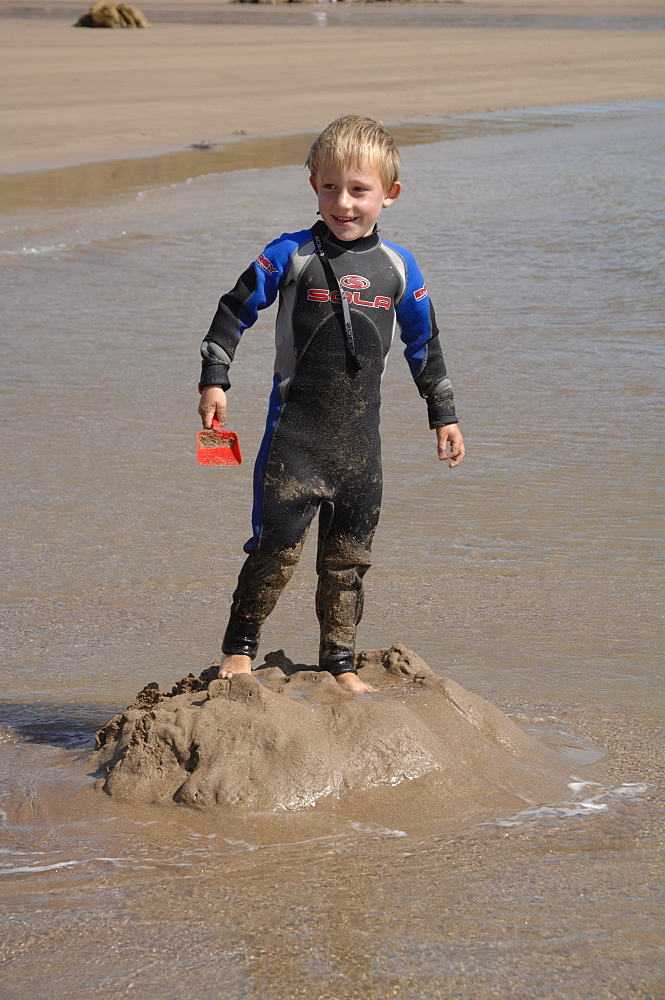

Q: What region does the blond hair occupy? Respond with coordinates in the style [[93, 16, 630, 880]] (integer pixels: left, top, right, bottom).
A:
[[306, 114, 400, 191]]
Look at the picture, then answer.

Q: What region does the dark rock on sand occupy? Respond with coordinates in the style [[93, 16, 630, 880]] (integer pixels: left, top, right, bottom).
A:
[[75, 2, 149, 28], [92, 644, 568, 831]]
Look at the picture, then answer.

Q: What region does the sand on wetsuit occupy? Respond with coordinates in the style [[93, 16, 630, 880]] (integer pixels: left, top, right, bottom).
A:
[[198, 116, 463, 683], [200, 222, 458, 676]]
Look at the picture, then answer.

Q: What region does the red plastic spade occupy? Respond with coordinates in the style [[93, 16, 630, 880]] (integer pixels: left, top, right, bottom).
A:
[[196, 416, 242, 466]]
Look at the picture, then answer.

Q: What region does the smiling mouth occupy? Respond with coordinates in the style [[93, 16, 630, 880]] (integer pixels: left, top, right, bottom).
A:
[[332, 215, 358, 224]]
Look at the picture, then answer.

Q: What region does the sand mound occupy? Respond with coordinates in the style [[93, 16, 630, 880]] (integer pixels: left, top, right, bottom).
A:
[[92, 644, 566, 830]]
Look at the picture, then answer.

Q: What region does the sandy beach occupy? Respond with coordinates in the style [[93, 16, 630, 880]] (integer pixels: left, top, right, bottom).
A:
[[1, 0, 664, 173], [2, 1, 664, 992]]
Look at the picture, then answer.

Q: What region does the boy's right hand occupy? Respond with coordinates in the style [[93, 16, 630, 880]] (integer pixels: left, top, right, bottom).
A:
[[198, 386, 228, 428]]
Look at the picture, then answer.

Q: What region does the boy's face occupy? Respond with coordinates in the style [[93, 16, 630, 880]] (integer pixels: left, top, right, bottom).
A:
[[310, 160, 401, 242]]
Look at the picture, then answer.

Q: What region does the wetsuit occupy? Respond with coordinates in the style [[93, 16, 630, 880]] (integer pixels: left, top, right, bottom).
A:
[[199, 221, 458, 676]]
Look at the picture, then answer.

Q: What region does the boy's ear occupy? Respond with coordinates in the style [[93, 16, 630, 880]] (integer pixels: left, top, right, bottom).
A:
[[382, 181, 402, 208], [309, 175, 319, 195]]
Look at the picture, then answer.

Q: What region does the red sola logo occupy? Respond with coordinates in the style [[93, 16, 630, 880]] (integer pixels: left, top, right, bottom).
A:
[[339, 274, 371, 290], [414, 284, 428, 301], [307, 288, 392, 310], [256, 253, 277, 274]]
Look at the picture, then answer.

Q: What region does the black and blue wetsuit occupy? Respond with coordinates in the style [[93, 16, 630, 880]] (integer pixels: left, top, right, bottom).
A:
[[200, 221, 458, 676]]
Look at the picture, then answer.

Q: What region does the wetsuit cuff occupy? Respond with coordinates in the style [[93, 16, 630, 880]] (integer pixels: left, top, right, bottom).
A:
[[222, 615, 261, 660], [320, 655, 357, 677], [199, 363, 231, 392], [427, 398, 457, 429], [324, 660, 357, 677]]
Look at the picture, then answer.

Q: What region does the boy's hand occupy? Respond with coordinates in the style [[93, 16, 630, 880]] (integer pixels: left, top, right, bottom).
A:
[[198, 386, 228, 429], [436, 424, 465, 467]]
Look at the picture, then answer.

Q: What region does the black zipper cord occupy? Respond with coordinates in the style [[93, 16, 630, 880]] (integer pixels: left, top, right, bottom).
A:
[[313, 230, 362, 372]]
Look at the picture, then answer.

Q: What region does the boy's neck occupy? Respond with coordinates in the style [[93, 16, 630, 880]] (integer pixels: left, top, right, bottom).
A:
[[315, 219, 380, 252]]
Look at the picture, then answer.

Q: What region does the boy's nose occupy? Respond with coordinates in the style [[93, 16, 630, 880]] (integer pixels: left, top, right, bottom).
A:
[[336, 189, 352, 208]]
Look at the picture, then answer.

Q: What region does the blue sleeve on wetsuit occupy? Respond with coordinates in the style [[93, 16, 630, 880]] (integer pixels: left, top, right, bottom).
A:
[[199, 229, 308, 390], [390, 244, 434, 378], [387, 242, 458, 427]]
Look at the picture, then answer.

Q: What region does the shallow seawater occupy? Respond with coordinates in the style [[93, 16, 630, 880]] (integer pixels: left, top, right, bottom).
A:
[[1, 101, 663, 998]]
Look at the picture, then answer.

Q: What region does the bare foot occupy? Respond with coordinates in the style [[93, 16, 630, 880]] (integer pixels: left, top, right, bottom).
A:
[[218, 654, 253, 679], [334, 672, 378, 695]]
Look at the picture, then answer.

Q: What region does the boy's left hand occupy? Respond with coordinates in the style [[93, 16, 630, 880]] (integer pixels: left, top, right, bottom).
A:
[[436, 424, 465, 467]]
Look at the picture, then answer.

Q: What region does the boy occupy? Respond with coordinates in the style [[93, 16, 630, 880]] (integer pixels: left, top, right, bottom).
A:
[[198, 114, 464, 695]]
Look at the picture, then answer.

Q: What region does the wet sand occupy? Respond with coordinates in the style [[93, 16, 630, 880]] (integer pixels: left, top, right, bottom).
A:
[[1, 0, 664, 173]]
